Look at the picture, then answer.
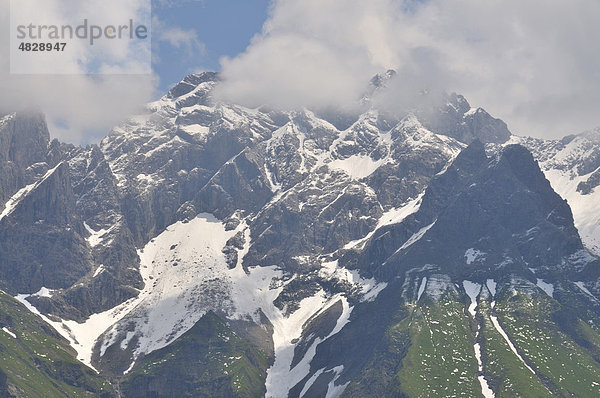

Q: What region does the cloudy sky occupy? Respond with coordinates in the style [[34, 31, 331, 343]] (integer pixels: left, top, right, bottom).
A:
[[1, 0, 599, 143], [0, 0, 268, 143]]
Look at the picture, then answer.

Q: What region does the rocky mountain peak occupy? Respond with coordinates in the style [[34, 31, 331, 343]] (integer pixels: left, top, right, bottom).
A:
[[369, 69, 397, 88], [2, 69, 600, 398], [167, 71, 220, 100], [415, 93, 511, 145], [0, 111, 52, 207], [0, 111, 50, 167], [349, 140, 588, 284]]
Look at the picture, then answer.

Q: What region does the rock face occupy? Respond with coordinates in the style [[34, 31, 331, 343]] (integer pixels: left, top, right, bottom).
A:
[[0, 113, 143, 319], [346, 142, 586, 281], [1, 71, 600, 397], [417, 93, 512, 144], [298, 143, 600, 398], [0, 112, 51, 206], [0, 114, 97, 298], [516, 128, 600, 256], [0, 162, 92, 295]]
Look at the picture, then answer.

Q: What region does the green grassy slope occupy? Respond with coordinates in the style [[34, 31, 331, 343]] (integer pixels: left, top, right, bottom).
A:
[[120, 311, 270, 398], [477, 295, 551, 398], [341, 280, 600, 398], [0, 290, 115, 397], [397, 294, 480, 397], [492, 290, 600, 397]]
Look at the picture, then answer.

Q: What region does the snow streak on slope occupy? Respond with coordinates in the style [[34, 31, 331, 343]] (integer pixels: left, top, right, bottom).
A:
[[1, 327, 16, 339], [405, 222, 436, 249], [0, 183, 36, 221], [319, 260, 387, 302], [463, 281, 495, 398], [486, 279, 497, 299], [388, 220, 435, 260], [575, 282, 599, 302], [14, 293, 103, 371], [256, 232, 387, 395], [264, 293, 352, 398], [0, 163, 62, 221], [343, 193, 423, 250], [417, 276, 427, 301], [489, 314, 535, 375]]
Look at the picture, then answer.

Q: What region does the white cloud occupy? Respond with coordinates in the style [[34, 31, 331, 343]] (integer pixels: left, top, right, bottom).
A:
[[0, 73, 158, 144], [216, 0, 600, 139], [159, 27, 204, 51], [153, 16, 206, 54], [0, 0, 157, 144]]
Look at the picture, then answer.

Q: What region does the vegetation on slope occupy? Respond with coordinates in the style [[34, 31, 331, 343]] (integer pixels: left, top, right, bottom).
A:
[[0, 290, 115, 397], [121, 311, 269, 398]]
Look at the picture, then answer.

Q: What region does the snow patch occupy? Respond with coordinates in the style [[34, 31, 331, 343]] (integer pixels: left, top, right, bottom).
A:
[[465, 248, 485, 265], [543, 168, 600, 256], [398, 221, 435, 252], [319, 260, 387, 302], [228, 264, 283, 323], [463, 281, 482, 317], [378, 195, 423, 227], [0, 180, 39, 221], [31, 287, 55, 298], [84, 222, 113, 248], [180, 124, 209, 136], [424, 274, 454, 300], [328, 154, 385, 179], [123, 360, 136, 375], [15, 293, 104, 371], [101, 214, 239, 360], [474, 338, 495, 398], [486, 279, 497, 297], [16, 214, 242, 370], [2, 327, 16, 339], [325, 366, 348, 398], [120, 331, 136, 350], [536, 279, 554, 297], [486, 279, 497, 308], [265, 293, 352, 398], [478, 374, 495, 398], [464, 107, 480, 117], [264, 163, 281, 192], [93, 265, 105, 278], [299, 368, 325, 397], [417, 277, 427, 302]]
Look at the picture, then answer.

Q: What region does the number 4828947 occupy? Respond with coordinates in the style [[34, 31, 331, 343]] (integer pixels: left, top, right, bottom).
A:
[[18, 42, 66, 51]]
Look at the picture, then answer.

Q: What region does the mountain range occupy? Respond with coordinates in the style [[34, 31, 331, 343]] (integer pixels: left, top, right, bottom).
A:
[[1, 71, 600, 397]]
